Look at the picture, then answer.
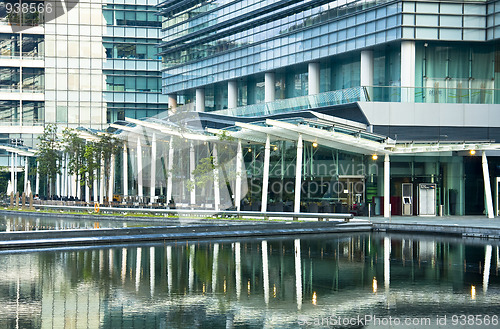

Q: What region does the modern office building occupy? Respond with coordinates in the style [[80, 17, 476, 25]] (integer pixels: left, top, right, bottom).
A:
[[0, 0, 167, 194], [145, 0, 500, 217]]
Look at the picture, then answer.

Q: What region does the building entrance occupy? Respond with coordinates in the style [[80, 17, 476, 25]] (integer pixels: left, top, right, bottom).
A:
[[339, 175, 365, 213]]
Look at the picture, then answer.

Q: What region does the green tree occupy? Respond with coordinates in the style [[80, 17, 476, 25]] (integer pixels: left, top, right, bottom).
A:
[[35, 124, 62, 197], [96, 133, 121, 202], [62, 128, 86, 198]]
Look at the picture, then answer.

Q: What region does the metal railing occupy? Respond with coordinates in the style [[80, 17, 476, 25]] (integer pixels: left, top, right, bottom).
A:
[[30, 204, 354, 221]]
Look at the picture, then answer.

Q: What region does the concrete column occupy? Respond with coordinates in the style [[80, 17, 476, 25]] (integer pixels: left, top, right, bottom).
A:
[[93, 169, 98, 202], [150, 133, 157, 203], [108, 154, 115, 204], [294, 134, 303, 213], [196, 88, 205, 112], [99, 158, 105, 204], [24, 156, 28, 193], [482, 152, 495, 218], [137, 136, 143, 199], [384, 154, 391, 218], [56, 158, 60, 197], [308, 62, 320, 95], [85, 173, 90, 203], [189, 142, 196, 205], [265, 72, 275, 103], [166, 138, 174, 203], [401, 41, 415, 102], [361, 50, 374, 101], [123, 143, 128, 199], [228, 80, 238, 109], [235, 140, 243, 212], [35, 160, 39, 195], [10, 152, 14, 194], [213, 144, 220, 212], [76, 172, 81, 200], [261, 134, 271, 213], [14, 152, 17, 195], [168, 94, 177, 110]]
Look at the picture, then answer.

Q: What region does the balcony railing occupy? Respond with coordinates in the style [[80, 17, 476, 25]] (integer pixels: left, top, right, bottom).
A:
[[170, 85, 500, 118]]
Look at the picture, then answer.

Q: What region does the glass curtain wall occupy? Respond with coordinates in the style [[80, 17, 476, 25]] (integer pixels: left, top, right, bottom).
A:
[[416, 42, 497, 104]]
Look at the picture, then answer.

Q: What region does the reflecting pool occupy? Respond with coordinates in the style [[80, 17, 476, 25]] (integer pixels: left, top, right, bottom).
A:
[[0, 233, 500, 328]]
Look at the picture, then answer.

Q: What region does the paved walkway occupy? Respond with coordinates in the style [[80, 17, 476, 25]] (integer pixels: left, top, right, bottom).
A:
[[362, 215, 500, 238]]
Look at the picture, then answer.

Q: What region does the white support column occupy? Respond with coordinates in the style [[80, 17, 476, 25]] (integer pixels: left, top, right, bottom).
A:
[[196, 88, 205, 112], [168, 94, 177, 111], [482, 152, 495, 218], [14, 152, 17, 195], [228, 80, 238, 109], [63, 155, 68, 197], [99, 158, 105, 204], [150, 133, 157, 204], [166, 138, 174, 203], [35, 160, 39, 195], [190, 142, 196, 205], [361, 50, 374, 100], [235, 140, 243, 212], [123, 143, 128, 199], [24, 156, 28, 193], [384, 154, 391, 218], [308, 62, 320, 95], [213, 144, 220, 212], [137, 136, 143, 200], [85, 173, 90, 203], [93, 169, 98, 202], [265, 72, 275, 103], [167, 246, 172, 294], [401, 41, 415, 102], [10, 152, 14, 194], [56, 159, 60, 197], [294, 134, 303, 213], [108, 154, 115, 204], [75, 172, 80, 200], [261, 134, 271, 213]]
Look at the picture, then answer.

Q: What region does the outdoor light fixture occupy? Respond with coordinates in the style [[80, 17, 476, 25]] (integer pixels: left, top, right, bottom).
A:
[[312, 142, 318, 148], [248, 148, 252, 152], [273, 145, 278, 151], [372, 154, 378, 160], [469, 149, 476, 155]]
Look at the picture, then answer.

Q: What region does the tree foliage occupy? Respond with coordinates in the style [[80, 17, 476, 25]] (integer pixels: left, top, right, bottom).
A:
[[35, 123, 62, 196]]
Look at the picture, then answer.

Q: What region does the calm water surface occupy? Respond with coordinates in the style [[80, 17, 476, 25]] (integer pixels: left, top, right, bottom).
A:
[[0, 232, 500, 328]]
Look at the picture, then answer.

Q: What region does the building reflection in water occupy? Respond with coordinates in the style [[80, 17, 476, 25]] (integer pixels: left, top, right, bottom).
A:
[[0, 234, 499, 328]]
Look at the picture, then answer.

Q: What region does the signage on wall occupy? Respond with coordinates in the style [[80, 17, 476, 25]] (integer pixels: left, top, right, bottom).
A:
[[0, 0, 78, 32]]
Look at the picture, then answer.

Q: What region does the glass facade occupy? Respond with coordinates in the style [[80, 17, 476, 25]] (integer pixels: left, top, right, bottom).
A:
[[103, 0, 168, 123]]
